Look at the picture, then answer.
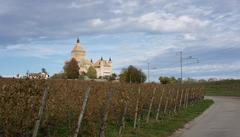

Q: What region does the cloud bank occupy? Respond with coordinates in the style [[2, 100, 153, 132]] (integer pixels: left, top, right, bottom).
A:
[[0, 0, 240, 80]]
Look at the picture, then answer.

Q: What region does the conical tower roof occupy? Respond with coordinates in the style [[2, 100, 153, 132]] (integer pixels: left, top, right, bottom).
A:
[[72, 38, 85, 52]]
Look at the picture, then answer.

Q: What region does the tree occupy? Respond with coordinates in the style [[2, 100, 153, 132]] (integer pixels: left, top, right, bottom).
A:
[[110, 73, 117, 80], [51, 72, 67, 79], [119, 69, 127, 82], [64, 58, 80, 79], [119, 65, 146, 83], [102, 73, 117, 81], [159, 76, 178, 84], [86, 66, 97, 79], [159, 76, 169, 84]]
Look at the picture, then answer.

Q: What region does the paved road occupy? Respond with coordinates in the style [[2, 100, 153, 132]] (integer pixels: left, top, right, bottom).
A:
[[172, 96, 240, 137]]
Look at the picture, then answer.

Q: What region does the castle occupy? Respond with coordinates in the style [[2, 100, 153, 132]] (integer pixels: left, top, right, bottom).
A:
[[70, 38, 113, 78]]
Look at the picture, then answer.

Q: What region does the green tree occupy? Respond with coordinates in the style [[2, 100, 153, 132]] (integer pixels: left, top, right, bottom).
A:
[[159, 76, 178, 84], [102, 73, 117, 81], [159, 76, 170, 84], [110, 73, 117, 80], [86, 66, 97, 79], [64, 58, 80, 79], [119, 69, 127, 82], [51, 72, 67, 79], [119, 65, 146, 83]]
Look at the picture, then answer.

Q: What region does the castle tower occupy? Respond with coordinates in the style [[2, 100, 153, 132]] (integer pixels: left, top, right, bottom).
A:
[[71, 38, 86, 63]]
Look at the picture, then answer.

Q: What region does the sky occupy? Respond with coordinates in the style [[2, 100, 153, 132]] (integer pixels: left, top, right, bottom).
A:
[[0, 0, 240, 81]]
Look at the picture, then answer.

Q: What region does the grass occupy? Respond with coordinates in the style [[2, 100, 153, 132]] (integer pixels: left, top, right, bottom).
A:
[[204, 80, 240, 96], [106, 99, 214, 137]]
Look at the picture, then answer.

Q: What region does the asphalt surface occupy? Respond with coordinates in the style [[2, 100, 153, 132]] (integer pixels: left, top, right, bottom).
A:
[[172, 96, 240, 137]]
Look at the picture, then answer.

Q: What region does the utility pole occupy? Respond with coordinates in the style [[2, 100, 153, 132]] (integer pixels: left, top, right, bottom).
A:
[[147, 62, 150, 83], [177, 51, 199, 84], [180, 51, 183, 84]]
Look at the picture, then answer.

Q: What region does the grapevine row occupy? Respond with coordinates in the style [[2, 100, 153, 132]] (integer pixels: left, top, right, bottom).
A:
[[0, 79, 204, 137]]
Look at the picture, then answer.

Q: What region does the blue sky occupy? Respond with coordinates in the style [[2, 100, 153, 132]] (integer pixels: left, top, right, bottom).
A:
[[0, 0, 240, 81]]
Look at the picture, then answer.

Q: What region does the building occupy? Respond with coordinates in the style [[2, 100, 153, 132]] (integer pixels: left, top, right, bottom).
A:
[[70, 38, 113, 78], [27, 72, 49, 79]]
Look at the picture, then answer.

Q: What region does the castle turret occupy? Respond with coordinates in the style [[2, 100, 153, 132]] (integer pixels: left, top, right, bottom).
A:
[[108, 57, 112, 62], [71, 38, 86, 62], [108, 57, 112, 67]]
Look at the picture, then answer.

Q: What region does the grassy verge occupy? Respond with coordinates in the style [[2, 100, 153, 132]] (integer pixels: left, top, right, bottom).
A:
[[204, 80, 240, 96], [205, 90, 240, 96], [106, 99, 214, 137]]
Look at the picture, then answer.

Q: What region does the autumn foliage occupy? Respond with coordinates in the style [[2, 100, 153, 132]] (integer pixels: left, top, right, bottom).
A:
[[64, 58, 80, 79], [0, 78, 204, 137]]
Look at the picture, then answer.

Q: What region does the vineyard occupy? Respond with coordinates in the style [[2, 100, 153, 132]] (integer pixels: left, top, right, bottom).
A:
[[0, 79, 204, 137]]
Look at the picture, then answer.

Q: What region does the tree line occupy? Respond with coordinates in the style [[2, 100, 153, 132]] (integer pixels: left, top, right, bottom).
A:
[[51, 58, 117, 80], [50, 58, 212, 84]]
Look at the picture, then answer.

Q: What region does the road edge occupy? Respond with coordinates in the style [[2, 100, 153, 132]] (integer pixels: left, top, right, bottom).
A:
[[170, 97, 215, 137]]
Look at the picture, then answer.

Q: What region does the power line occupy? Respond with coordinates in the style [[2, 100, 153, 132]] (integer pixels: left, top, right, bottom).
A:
[[186, 46, 235, 58], [135, 46, 238, 81], [187, 47, 236, 63], [177, 51, 199, 83]]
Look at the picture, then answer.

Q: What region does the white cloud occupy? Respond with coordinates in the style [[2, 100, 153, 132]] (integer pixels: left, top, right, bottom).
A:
[[110, 9, 123, 14], [1, 43, 68, 58], [86, 12, 210, 33], [110, 0, 139, 15], [90, 18, 104, 27], [183, 33, 196, 40], [135, 13, 209, 32], [69, 0, 103, 8]]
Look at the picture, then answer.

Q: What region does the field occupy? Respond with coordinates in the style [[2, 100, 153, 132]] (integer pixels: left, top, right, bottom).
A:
[[0, 78, 205, 137], [204, 80, 240, 96]]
